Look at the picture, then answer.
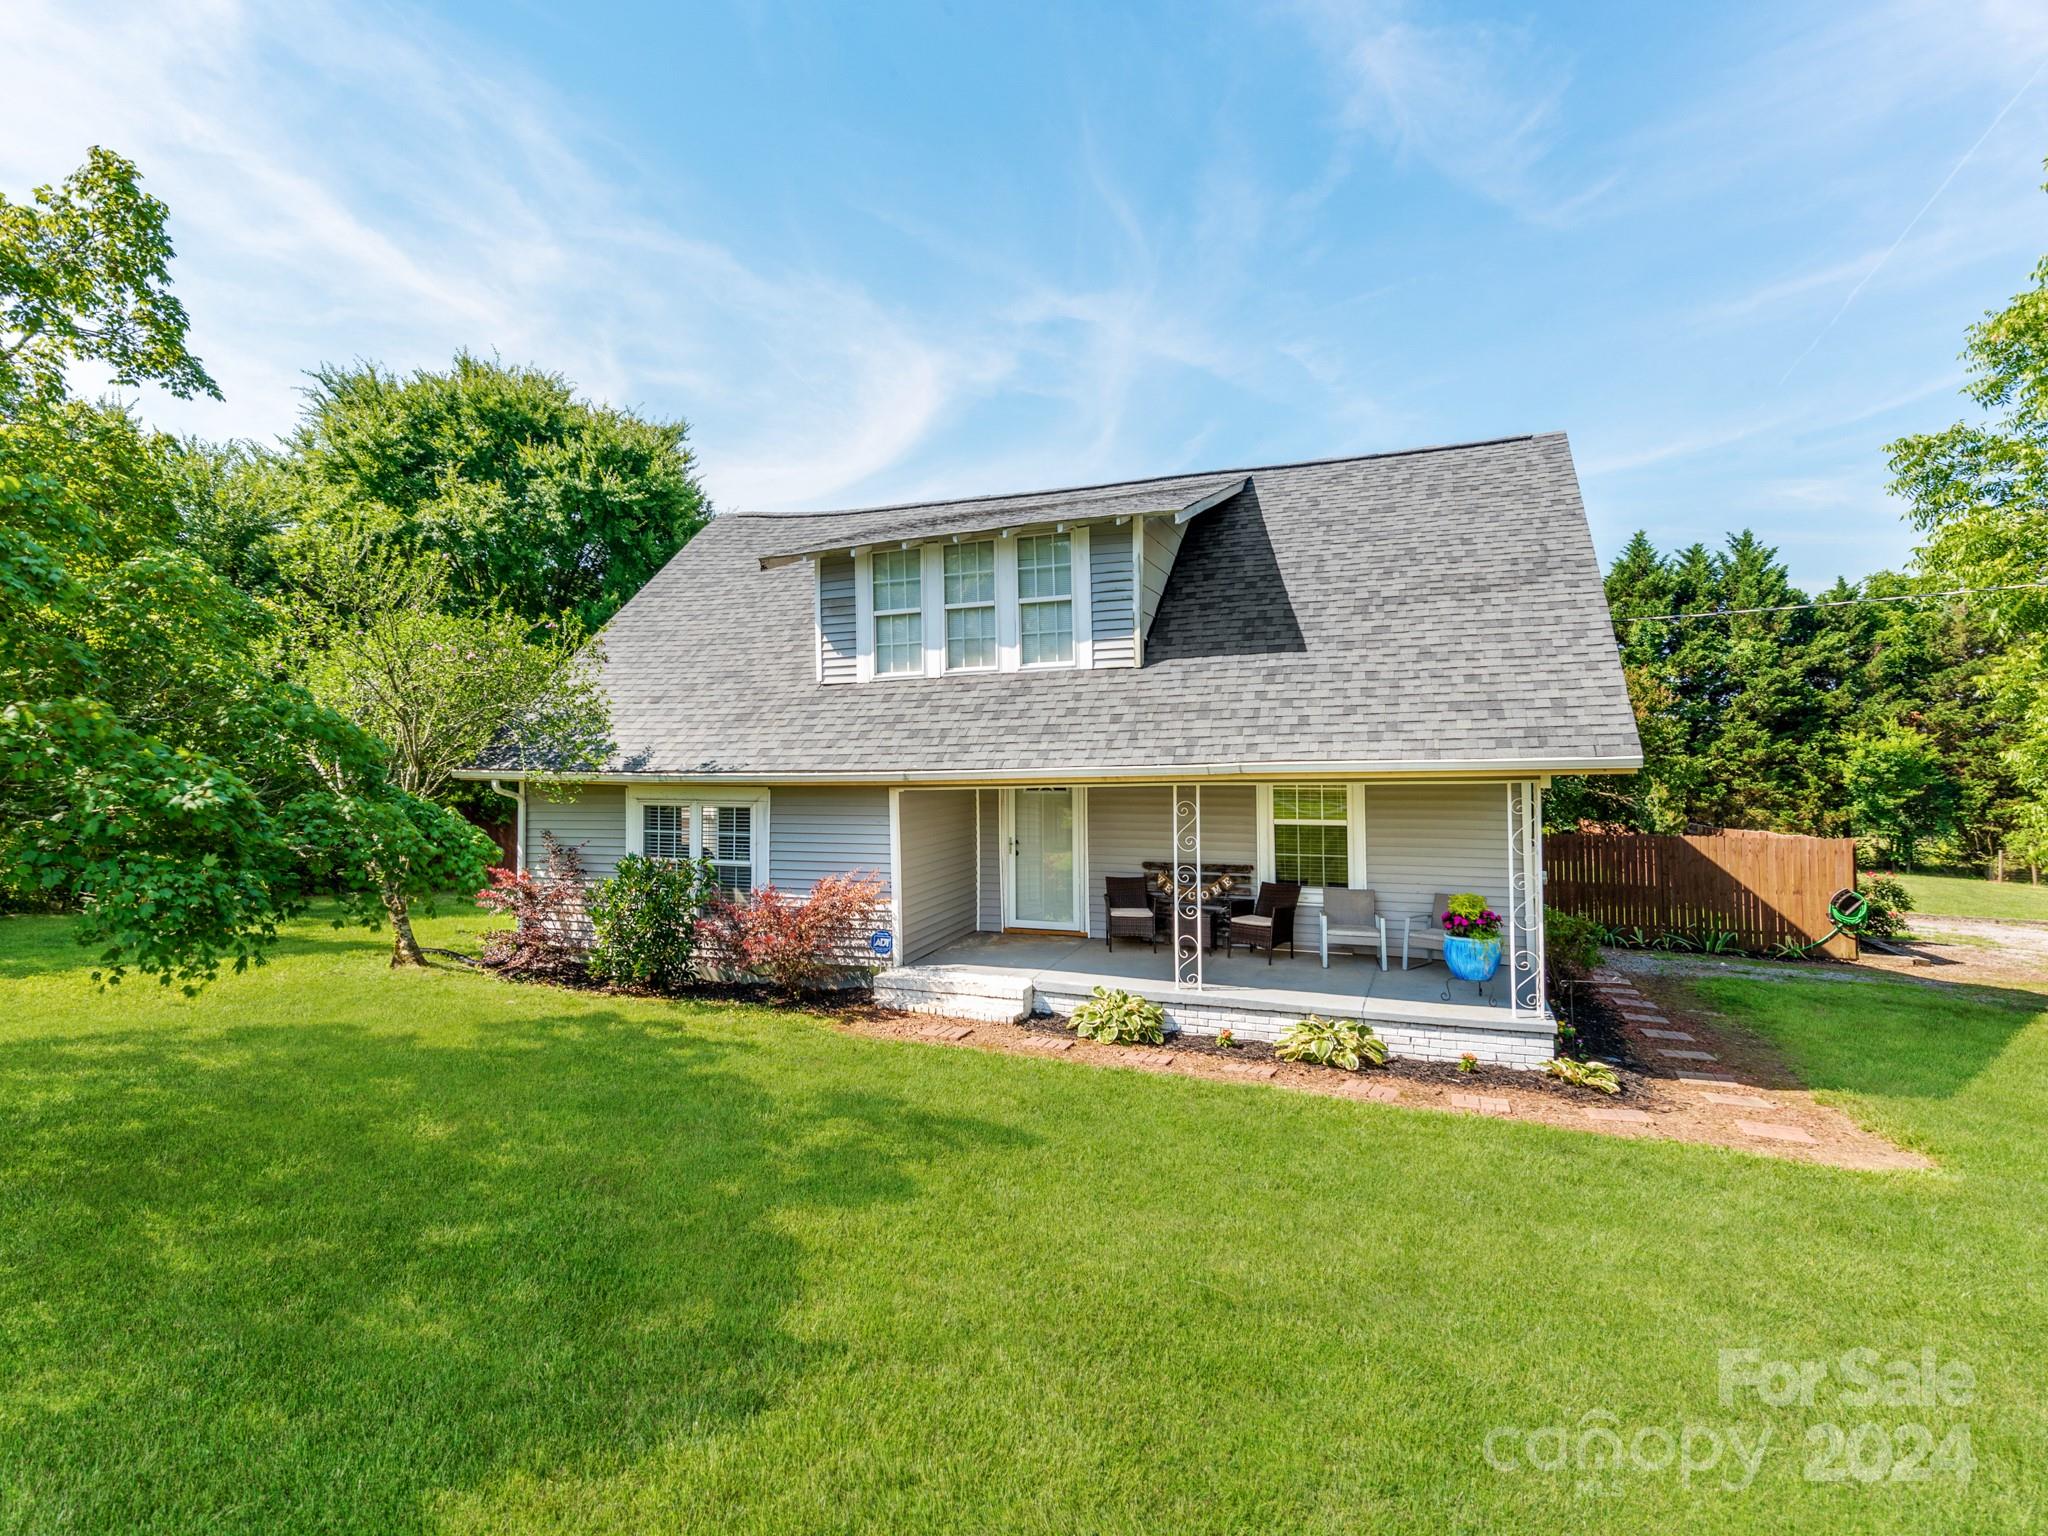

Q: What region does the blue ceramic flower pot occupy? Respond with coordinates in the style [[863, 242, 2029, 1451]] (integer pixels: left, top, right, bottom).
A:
[[1443, 935, 1501, 983]]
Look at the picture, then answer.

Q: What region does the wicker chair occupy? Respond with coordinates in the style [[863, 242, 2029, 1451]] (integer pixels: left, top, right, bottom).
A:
[[1228, 881, 1300, 964], [1104, 875, 1160, 950]]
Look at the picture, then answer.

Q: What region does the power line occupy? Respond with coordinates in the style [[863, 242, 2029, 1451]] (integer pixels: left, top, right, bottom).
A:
[[1623, 580, 2048, 625]]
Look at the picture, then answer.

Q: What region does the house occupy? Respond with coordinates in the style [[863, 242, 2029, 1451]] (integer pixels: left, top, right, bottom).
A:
[[461, 433, 1641, 1067]]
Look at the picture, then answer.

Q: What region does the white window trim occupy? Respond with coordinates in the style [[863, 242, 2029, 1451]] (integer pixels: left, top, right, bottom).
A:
[[1256, 782, 1366, 891], [853, 528, 1094, 678], [939, 538, 998, 674], [1014, 527, 1087, 671], [869, 547, 925, 679], [624, 785, 770, 891]]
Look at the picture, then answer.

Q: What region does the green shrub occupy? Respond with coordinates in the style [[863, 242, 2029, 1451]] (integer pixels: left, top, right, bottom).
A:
[[1543, 906, 1602, 979], [1274, 1015, 1386, 1071], [1855, 872, 1914, 941], [586, 853, 720, 991], [1069, 987, 1166, 1045], [1546, 1056, 1621, 1095]]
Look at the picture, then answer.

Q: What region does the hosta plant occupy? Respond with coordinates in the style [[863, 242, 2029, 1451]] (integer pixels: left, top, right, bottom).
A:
[[1546, 1056, 1621, 1095], [1274, 1015, 1386, 1071], [1069, 987, 1167, 1045]]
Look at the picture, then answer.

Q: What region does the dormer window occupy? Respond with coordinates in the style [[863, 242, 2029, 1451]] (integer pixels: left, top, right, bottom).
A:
[[1016, 532, 1074, 666], [871, 549, 923, 676], [943, 540, 997, 670]]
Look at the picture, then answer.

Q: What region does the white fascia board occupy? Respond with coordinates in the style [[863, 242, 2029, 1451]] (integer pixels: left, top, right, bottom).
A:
[[456, 756, 1634, 786], [1171, 477, 1248, 524]]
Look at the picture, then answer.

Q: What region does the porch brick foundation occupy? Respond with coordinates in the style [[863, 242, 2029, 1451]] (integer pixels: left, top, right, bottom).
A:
[[874, 965, 1033, 1024], [1032, 987, 1555, 1071]]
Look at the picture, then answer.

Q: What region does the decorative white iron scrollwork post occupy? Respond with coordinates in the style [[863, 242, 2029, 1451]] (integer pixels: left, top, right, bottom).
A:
[[1507, 781, 1544, 1015], [1172, 784, 1203, 991]]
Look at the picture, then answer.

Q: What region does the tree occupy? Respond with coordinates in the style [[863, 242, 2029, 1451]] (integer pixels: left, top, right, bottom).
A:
[[1889, 169, 2048, 855], [0, 147, 218, 404], [2, 150, 491, 987], [2006, 802, 2048, 884], [266, 353, 710, 631], [1843, 726, 1952, 869], [283, 532, 611, 964]]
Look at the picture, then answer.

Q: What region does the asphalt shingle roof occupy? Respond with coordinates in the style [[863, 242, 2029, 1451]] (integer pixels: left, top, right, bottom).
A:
[[506, 433, 1642, 780]]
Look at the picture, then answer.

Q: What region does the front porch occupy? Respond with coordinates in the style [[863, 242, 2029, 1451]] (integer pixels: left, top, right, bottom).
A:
[[877, 930, 1555, 1069], [882, 775, 1554, 1067]]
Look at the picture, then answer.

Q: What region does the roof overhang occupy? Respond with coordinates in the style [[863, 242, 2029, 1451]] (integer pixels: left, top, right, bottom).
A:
[[755, 477, 1248, 570], [454, 751, 1640, 787]]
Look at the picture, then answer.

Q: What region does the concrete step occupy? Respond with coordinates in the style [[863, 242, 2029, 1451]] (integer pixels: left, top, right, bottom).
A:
[[874, 966, 1034, 1023]]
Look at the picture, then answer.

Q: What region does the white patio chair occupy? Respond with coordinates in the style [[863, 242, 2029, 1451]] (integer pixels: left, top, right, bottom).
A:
[[1317, 886, 1387, 970]]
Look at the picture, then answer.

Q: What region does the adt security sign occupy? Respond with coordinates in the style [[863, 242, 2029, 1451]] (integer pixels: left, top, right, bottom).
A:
[[869, 929, 894, 959]]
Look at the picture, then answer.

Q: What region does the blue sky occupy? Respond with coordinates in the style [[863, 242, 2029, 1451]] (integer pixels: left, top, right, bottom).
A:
[[5, 0, 2047, 589]]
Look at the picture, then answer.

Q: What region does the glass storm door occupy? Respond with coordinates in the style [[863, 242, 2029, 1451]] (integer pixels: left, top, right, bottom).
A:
[[1011, 788, 1077, 928]]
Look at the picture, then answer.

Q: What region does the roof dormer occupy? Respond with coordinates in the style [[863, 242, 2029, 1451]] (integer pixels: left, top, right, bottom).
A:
[[763, 476, 1248, 685]]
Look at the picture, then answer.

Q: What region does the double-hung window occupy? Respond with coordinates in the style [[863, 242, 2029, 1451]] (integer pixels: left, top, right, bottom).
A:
[[1272, 784, 1350, 886], [872, 550, 923, 676], [1016, 532, 1074, 666], [705, 805, 754, 892], [943, 540, 997, 670], [641, 803, 689, 861]]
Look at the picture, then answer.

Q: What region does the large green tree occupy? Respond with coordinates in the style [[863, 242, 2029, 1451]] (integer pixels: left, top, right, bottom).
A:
[[282, 533, 612, 964], [262, 353, 709, 630], [1889, 176, 2048, 843], [1, 150, 492, 986]]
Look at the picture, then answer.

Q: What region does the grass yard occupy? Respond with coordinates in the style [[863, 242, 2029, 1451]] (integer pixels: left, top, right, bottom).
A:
[[1892, 872, 2048, 923], [2, 908, 2045, 1533]]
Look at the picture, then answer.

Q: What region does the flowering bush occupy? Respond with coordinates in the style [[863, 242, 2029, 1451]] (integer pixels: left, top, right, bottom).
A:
[[1441, 892, 1502, 943], [475, 833, 589, 981], [707, 872, 888, 995]]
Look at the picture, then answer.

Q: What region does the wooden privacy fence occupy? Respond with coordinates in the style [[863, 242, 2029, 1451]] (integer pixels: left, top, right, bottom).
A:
[[1544, 829, 1858, 959]]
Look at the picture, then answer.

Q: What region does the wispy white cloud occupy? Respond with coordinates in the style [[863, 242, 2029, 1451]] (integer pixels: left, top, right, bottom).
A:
[[0, 0, 983, 510], [1281, 0, 1612, 222]]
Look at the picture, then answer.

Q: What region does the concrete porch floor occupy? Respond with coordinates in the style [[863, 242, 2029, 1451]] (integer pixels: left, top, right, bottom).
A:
[[913, 931, 1534, 1032]]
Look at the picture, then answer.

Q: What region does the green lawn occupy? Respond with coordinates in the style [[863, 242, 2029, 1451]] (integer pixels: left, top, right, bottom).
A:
[[2, 909, 2045, 1533], [1892, 872, 2048, 923]]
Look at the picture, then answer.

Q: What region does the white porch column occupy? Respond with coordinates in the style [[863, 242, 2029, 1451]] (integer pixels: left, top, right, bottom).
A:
[[1506, 781, 1544, 1015], [1172, 784, 1203, 991]]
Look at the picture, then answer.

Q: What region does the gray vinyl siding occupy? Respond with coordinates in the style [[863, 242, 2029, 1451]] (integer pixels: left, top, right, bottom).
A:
[[1085, 786, 1170, 937], [817, 555, 857, 685], [768, 786, 891, 896], [1360, 783, 1512, 928], [897, 789, 978, 961], [524, 782, 627, 879], [1088, 523, 1137, 668], [1197, 784, 1256, 864], [1137, 517, 1185, 643], [976, 789, 1001, 930]]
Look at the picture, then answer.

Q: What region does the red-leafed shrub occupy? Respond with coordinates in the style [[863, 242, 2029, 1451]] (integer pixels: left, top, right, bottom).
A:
[[707, 872, 888, 995], [475, 833, 589, 980]]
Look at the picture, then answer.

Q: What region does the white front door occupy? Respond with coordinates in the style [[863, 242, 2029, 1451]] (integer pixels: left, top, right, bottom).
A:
[[1011, 787, 1078, 928]]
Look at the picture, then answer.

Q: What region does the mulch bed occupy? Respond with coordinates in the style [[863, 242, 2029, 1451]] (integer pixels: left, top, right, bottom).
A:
[[835, 986, 1927, 1171], [469, 955, 1927, 1170]]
